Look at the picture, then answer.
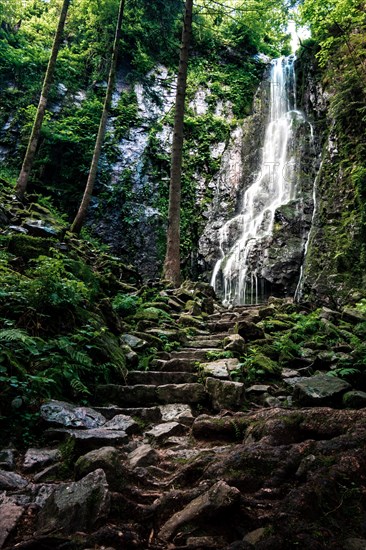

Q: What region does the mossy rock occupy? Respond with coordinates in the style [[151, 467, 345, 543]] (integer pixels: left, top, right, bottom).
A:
[[244, 353, 281, 379], [178, 314, 204, 329], [134, 307, 172, 322], [259, 319, 293, 333], [142, 301, 172, 313], [185, 299, 202, 316], [6, 234, 54, 260]]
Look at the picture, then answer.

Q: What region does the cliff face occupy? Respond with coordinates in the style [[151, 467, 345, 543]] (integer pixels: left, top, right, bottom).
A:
[[296, 42, 366, 306], [198, 58, 316, 304]]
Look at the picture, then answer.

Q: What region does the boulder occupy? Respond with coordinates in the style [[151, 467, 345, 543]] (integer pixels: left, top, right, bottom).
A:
[[158, 480, 240, 541], [342, 391, 366, 409], [40, 400, 106, 429], [0, 470, 28, 490], [75, 447, 124, 490], [45, 428, 129, 454], [159, 404, 194, 425], [342, 308, 366, 324], [121, 333, 148, 350], [200, 359, 232, 379], [37, 469, 110, 535], [145, 422, 186, 442], [0, 499, 25, 549], [102, 414, 140, 434], [0, 449, 15, 471], [223, 334, 246, 354], [128, 444, 159, 468], [205, 377, 245, 411], [23, 448, 61, 473], [293, 374, 351, 406], [237, 321, 265, 341], [22, 219, 59, 237]]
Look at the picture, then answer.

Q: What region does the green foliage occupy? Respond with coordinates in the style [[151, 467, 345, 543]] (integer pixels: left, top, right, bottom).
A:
[[238, 346, 281, 383], [24, 252, 91, 311], [112, 293, 141, 316]]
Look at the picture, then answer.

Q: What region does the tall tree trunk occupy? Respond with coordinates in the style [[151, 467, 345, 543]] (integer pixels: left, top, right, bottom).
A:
[[70, 0, 126, 235], [163, 0, 193, 287], [15, 0, 70, 199]]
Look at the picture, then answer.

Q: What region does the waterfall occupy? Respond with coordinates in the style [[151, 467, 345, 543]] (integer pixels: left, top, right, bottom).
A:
[[211, 55, 306, 306]]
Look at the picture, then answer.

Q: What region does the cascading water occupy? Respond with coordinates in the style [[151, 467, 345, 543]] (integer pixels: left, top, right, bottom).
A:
[[210, 55, 306, 305]]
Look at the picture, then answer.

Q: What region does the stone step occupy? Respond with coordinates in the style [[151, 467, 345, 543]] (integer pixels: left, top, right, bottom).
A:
[[94, 405, 162, 423], [168, 348, 221, 361], [155, 358, 198, 372], [184, 339, 223, 349], [126, 371, 198, 385], [96, 383, 207, 407], [205, 321, 237, 332], [194, 332, 228, 340]]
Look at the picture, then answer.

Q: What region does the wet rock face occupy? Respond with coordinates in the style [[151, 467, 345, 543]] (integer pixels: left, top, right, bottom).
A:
[[198, 62, 316, 303]]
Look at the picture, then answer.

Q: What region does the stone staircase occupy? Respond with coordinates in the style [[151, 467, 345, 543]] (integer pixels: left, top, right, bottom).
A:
[[4, 301, 365, 549]]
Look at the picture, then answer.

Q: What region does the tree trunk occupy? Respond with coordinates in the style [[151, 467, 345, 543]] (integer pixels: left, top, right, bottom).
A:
[[163, 0, 193, 287], [15, 0, 70, 199], [70, 0, 126, 235]]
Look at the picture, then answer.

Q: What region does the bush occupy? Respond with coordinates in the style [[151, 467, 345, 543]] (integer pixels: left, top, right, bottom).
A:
[[112, 293, 141, 317]]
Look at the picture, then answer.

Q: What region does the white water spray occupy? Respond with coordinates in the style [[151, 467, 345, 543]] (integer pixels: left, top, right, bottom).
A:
[[211, 55, 306, 305]]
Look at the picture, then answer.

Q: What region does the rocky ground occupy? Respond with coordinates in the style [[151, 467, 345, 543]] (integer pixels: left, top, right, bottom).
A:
[[2, 294, 366, 550]]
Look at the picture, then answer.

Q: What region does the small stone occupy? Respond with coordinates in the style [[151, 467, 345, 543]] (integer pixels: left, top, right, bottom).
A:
[[128, 444, 159, 468], [159, 404, 194, 425], [281, 368, 300, 378], [0, 470, 28, 490], [264, 396, 281, 407], [145, 422, 186, 442], [121, 333, 148, 350], [103, 414, 140, 434], [23, 448, 61, 472], [243, 527, 266, 545], [246, 385, 271, 394]]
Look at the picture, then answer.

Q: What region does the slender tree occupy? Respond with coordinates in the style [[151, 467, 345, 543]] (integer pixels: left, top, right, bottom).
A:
[[15, 0, 70, 199], [163, 0, 194, 286], [70, 0, 126, 234]]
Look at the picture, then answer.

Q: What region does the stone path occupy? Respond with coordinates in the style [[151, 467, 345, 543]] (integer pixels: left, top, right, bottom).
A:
[[2, 303, 366, 549]]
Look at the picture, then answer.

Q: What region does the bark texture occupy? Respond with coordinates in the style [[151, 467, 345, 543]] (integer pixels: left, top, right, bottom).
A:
[[15, 0, 70, 199], [71, 0, 126, 235], [163, 0, 193, 286]]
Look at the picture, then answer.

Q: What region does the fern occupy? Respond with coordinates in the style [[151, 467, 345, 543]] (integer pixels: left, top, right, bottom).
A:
[[0, 328, 39, 350]]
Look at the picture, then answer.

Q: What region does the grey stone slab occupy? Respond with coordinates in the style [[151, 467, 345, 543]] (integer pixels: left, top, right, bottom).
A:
[[156, 383, 207, 404], [145, 422, 186, 442], [23, 448, 61, 472], [40, 400, 106, 429]]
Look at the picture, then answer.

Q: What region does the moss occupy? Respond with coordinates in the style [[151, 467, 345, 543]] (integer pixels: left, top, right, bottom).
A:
[[6, 234, 54, 260], [134, 306, 172, 322]]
